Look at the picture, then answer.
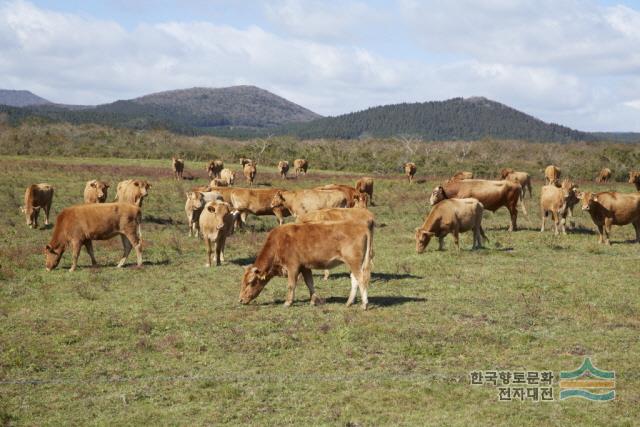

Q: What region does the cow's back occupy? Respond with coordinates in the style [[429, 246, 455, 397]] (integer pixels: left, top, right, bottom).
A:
[[452, 180, 519, 211], [595, 192, 640, 224]]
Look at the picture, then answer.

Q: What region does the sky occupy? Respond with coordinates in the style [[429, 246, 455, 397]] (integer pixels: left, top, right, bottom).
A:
[[1, 0, 639, 132]]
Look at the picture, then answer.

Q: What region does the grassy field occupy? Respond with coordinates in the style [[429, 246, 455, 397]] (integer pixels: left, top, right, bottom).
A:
[[1, 155, 639, 426]]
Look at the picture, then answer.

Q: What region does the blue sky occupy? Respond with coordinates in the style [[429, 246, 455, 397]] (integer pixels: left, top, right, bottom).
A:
[[1, 0, 640, 131]]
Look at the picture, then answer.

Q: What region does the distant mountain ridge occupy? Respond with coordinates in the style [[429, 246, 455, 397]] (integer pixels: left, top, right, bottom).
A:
[[275, 97, 592, 142], [0, 89, 52, 107]]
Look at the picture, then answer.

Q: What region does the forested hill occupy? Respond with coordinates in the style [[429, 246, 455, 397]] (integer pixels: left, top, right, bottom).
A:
[[0, 89, 52, 107], [277, 97, 592, 142]]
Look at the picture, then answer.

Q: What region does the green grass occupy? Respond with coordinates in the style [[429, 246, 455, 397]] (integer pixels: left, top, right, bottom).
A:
[[1, 155, 639, 425]]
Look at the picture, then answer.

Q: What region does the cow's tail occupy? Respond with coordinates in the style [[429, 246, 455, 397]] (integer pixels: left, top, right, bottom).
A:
[[518, 185, 528, 216], [360, 220, 374, 282]]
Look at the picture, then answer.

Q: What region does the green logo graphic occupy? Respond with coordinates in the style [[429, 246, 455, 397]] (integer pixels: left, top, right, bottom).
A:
[[559, 358, 615, 401]]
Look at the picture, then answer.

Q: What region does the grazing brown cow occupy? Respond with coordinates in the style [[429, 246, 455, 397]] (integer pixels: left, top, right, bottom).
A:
[[596, 168, 612, 184], [430, 179, 522, 231], [210, 178, 229, 187], [294, 158, 308, 176], [229, 188, 291, 226], [415, 198, 486, 252], [185, 191, 223, 237], [199, 201, 238, 267], [277, 160, 289, 179], [540, 179, 579, 235], [449, 171, 474, 182], [403, 162, 417, 184], [355, 177, 374, 205], [206, 160, 224, 179], [271, 189, 349, 217], [580, 191, 640, 244], [243, 162, 257, 186], [315, 184, 367, 208], [240, 157, 253, 167], [83, 180, 109, 204], [114, 179, 151, 207], [544, 165, 561, 185], [218, 168, 236, 186], [239, 220, 373, 309], [500, 169, 533, 198], [44, 203, 142, 271], [630, 171, 640, 191], [172, 157, 184, 180], [21, 183, 54, 228]]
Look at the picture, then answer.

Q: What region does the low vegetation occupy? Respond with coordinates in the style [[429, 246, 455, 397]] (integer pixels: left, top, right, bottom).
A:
[[1, 154, 638, 425]]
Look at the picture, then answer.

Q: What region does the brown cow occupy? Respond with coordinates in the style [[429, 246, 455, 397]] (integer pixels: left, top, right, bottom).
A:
[[430, 179, 522, 231], [596, 168, 612, 184], [229, 188, 291, 226], [21, 183, 54, 228], [199, 201, 238, 267], [185, 191, 223, 237], [355, 177, 374, 205], [277, 160, 289, 179], [114, 179, 151, 207], [415, 198, 486, 252], [239, 220, 373, 309], [210, 178, 229, 187], [172, 157, 184, 180], [218, 168, 236, 186], [271, 189, 349, 217], [206, 160, 224, 179], [83, 180, 109, 204], [243, 162, 257, 186], [544, 165, 561, 185], [629, 171, 640, 191], [294, 158, 308, 176], [315, 184, 367, 208], [540, 179, 578, 235], [44, 203, 142, 271], [403, 162, 417, 184], [579, 191, 640, 244], [449, 171, 473, 181], [500, 169, 533, 198]]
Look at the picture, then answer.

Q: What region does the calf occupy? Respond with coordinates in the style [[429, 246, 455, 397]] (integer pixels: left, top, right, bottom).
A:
[[243, 162, 257, 186], [185, 191, 223, 237], [44, 203, 142, 271], [294, 158, 308, 176], [540, 179, 578, 235], [545, 165, 561, 185], [271, 189, 348, 217], [83, 180, 109, 204], [115, 179, 151, 207], [239, 220, 373, 309], [355, 177, 374, 204], [580, 191, 640, 244], [172, 157, 184, 180], [277, 160, 289, 179], [415, 198, 486, 252], [404, 162, 417, 184], [199, 201, 238, 267], [21, 183, 54, 228]]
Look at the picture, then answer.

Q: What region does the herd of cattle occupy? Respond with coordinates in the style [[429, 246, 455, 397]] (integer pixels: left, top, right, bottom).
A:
[[18, 158, 640, 309]]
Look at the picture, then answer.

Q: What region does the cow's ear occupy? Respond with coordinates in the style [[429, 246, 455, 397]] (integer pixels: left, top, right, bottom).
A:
[[90, 180, 96, 187]]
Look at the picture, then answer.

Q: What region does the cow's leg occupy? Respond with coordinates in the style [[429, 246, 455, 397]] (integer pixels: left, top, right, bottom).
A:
[[552, 211, 559, 235], [438, 236, 445, 251], [301, 268, 323, 305], [508, 204, 518, 231], [33, 209, 39, 229], [323, 269, 330, 280], [274, 210, 284, 226], [205, 238, 212, 267], [346, 273, 358, 307], [44, 203, 51, 225], [85, 241, 97, 266], [632, 221, 640, 243], [284, 267, 299, 307], [355, 268, 369, 311], [69, 240, 81, 272], [117, 235, 132, 267], [215, 237, 225, 266], [452, 228, 460, 251], [595, 223, 605, 244], [604, 218, 613, 245], [540, 210, 546, 232]]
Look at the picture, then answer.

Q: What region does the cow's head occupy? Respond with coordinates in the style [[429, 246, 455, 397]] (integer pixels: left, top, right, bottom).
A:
[[21, 204, 37, 227], [579, 191, 598, 211], [353, 193, 369, 208], [500, 168, 514, 179], [239, 266, 270, 304], [429, 186, 446, 206], [44, 244, 64, 271], [203, 202, 233, 241], [629, 171, 640, 185], [561, 179, 578, 202], [271, 191, 286, 209], [90, 180, 109, 202], [415, 228, 434, 253]]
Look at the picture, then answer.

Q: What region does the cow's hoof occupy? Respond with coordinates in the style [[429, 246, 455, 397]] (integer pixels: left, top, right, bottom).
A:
[[361, 303, 368, 311], [284, 301, 292, 307], [311, 295, 325, 306]]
